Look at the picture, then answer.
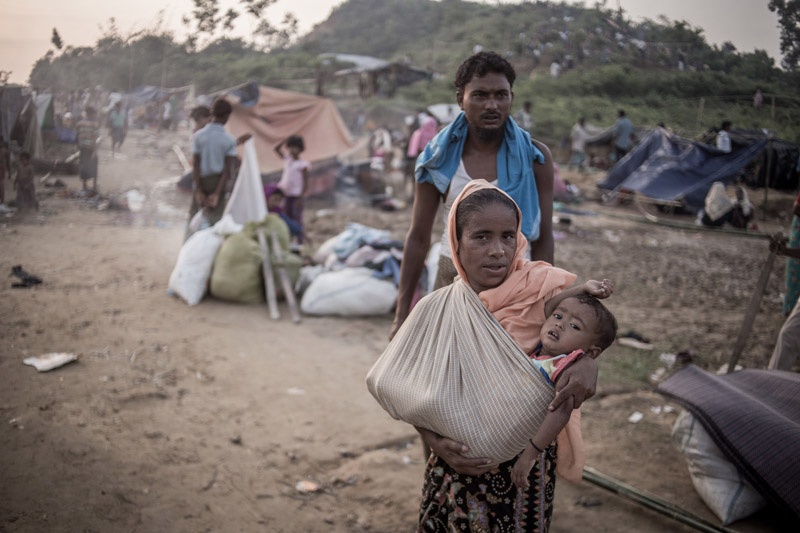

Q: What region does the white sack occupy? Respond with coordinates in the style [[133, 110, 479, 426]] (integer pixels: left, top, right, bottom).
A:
[[300, 267, 397, 316], [168, 227, 224, 305], [672, 409, 767, 525]]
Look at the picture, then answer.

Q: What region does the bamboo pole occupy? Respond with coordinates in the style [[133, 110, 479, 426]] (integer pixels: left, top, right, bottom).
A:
[[270, 231, 301, 323], [727, 245, 777, 373], [583, 467, 738, 533]]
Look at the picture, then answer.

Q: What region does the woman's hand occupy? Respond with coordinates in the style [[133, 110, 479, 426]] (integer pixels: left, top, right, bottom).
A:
[[416, 427, 497, 476], [549, 356, 598, 411]]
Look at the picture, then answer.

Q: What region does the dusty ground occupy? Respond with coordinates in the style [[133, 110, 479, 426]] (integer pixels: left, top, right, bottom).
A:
[[1, 128, 795, 532]]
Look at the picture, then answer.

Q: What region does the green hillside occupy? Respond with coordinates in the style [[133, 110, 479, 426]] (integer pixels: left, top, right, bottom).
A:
[[26, 0, 800, 143]]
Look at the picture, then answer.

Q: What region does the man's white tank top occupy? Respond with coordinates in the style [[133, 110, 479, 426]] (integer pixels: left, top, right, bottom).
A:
[[438, 160, 497, 259]]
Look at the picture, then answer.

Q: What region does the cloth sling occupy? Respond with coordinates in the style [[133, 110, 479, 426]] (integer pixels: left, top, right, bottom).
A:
[[366, 277, 554, 463]]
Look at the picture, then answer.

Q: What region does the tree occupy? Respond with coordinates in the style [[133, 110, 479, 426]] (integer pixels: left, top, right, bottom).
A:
[[51, 28, 63, 50], [768, 0, 800, 70]]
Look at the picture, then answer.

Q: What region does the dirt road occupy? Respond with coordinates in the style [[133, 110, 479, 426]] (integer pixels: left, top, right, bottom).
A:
[[0, 129, 792, 532]]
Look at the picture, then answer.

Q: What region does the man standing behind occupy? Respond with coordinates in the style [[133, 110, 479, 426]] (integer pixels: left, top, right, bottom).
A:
[[611, 109, 634, 162], [187, 99, 237, 238], [514, 100, 534, 134], [108, 101, 127, 156], [75, 106, 101, 192], [390, 51, 555, 339]]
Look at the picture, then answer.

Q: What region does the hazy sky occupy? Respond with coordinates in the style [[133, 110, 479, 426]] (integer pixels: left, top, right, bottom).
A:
[[0, 0, 782, 85]]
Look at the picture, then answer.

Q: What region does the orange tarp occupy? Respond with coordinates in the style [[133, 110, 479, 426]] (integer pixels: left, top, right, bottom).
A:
[[225, 86, 353, 176]]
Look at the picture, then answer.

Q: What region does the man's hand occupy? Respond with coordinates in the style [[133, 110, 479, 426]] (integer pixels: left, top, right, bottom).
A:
[[417, 427, 497, 476], [194, 190, 207, 207], [549, 356, 597, 411], [206, 192, 219, 209]]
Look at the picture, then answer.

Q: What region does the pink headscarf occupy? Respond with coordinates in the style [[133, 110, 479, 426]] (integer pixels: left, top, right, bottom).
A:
[[448, 180, 575, 355], [407, 116, 438, 157]]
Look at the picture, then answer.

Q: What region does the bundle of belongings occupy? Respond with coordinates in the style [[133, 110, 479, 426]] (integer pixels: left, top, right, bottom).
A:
[[657, 365, 800, 525], [298, 223, 407, 317], [168, 214, 300, 306], [366, 277, 556, 463]]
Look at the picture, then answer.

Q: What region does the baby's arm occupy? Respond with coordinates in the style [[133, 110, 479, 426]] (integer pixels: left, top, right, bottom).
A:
[[511, 396, 574, 489], [544, 278, 613, 317]]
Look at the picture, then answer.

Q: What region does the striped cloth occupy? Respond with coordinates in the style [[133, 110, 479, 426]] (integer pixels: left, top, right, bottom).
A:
[[366, 278, 553, 463], [658, 365, 800, 519]]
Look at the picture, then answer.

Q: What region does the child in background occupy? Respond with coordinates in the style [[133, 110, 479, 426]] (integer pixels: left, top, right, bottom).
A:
[[14, 152, 38, 211], [264, 183, 303, 242], [511, 287, 617, 489], [274, 135, 310, 244]]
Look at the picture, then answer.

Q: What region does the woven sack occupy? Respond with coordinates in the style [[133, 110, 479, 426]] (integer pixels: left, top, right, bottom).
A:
[[366, 279, 553, 463]]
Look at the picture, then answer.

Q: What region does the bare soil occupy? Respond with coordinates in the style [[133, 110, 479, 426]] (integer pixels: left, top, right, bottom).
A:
[[0, 129, 794, 532]]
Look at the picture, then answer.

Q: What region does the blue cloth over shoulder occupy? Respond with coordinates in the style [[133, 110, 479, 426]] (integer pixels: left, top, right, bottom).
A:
[[414, 111, 546, 241]]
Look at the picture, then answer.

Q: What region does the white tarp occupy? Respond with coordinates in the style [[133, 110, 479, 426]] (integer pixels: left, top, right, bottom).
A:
[[223, 140, 267, 225]]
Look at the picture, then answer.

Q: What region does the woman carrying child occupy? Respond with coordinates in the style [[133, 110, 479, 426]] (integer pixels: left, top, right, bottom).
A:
[[369, 180, 609, 531]]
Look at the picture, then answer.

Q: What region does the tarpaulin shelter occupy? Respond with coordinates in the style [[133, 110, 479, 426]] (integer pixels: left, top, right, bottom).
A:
[[1, 85, 30, 147], [318, 53, 432, 98], [598, 128, 769, 213], [221, 83, 354, 196], [696, 129, 800, 191]]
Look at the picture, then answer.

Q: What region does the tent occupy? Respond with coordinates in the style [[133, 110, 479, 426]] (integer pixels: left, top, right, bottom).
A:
[[0, 85, 26, 144], [222, 83, 354, 196], [319, 53, 432, 98], [598, 128, 769, 213]]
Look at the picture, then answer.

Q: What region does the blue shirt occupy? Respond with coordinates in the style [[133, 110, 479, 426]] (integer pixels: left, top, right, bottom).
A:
[[415, 112, 545, 241], [613, 116, 634, 150], [192, 122, 237, 177]]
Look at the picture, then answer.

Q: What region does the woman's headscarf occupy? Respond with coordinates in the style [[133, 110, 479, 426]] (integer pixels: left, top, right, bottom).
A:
[[448, 179, 575, 354]]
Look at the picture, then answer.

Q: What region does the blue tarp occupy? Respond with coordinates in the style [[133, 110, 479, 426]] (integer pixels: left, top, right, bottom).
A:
[[598, 128, 767, 212]]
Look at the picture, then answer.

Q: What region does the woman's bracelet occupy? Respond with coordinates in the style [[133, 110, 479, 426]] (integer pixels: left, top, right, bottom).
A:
[[529, 439, 544, 454]]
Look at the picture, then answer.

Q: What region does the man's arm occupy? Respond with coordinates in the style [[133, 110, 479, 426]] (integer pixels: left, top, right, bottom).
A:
[[529, 140, 554, 263], [389, 181, 440, 339], [192, 153, 205, 205], [217, 154, 237, 195]]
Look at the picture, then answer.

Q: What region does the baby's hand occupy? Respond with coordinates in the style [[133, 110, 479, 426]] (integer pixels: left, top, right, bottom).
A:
[[586, 279, 613, 299], [511, 451, 537, 489]]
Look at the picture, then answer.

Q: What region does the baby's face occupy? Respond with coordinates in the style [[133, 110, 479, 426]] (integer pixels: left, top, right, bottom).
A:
[[539, 298, 598, 356]]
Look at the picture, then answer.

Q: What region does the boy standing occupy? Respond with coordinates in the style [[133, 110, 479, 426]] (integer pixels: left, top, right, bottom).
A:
[[187, 99, 237, 238]]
